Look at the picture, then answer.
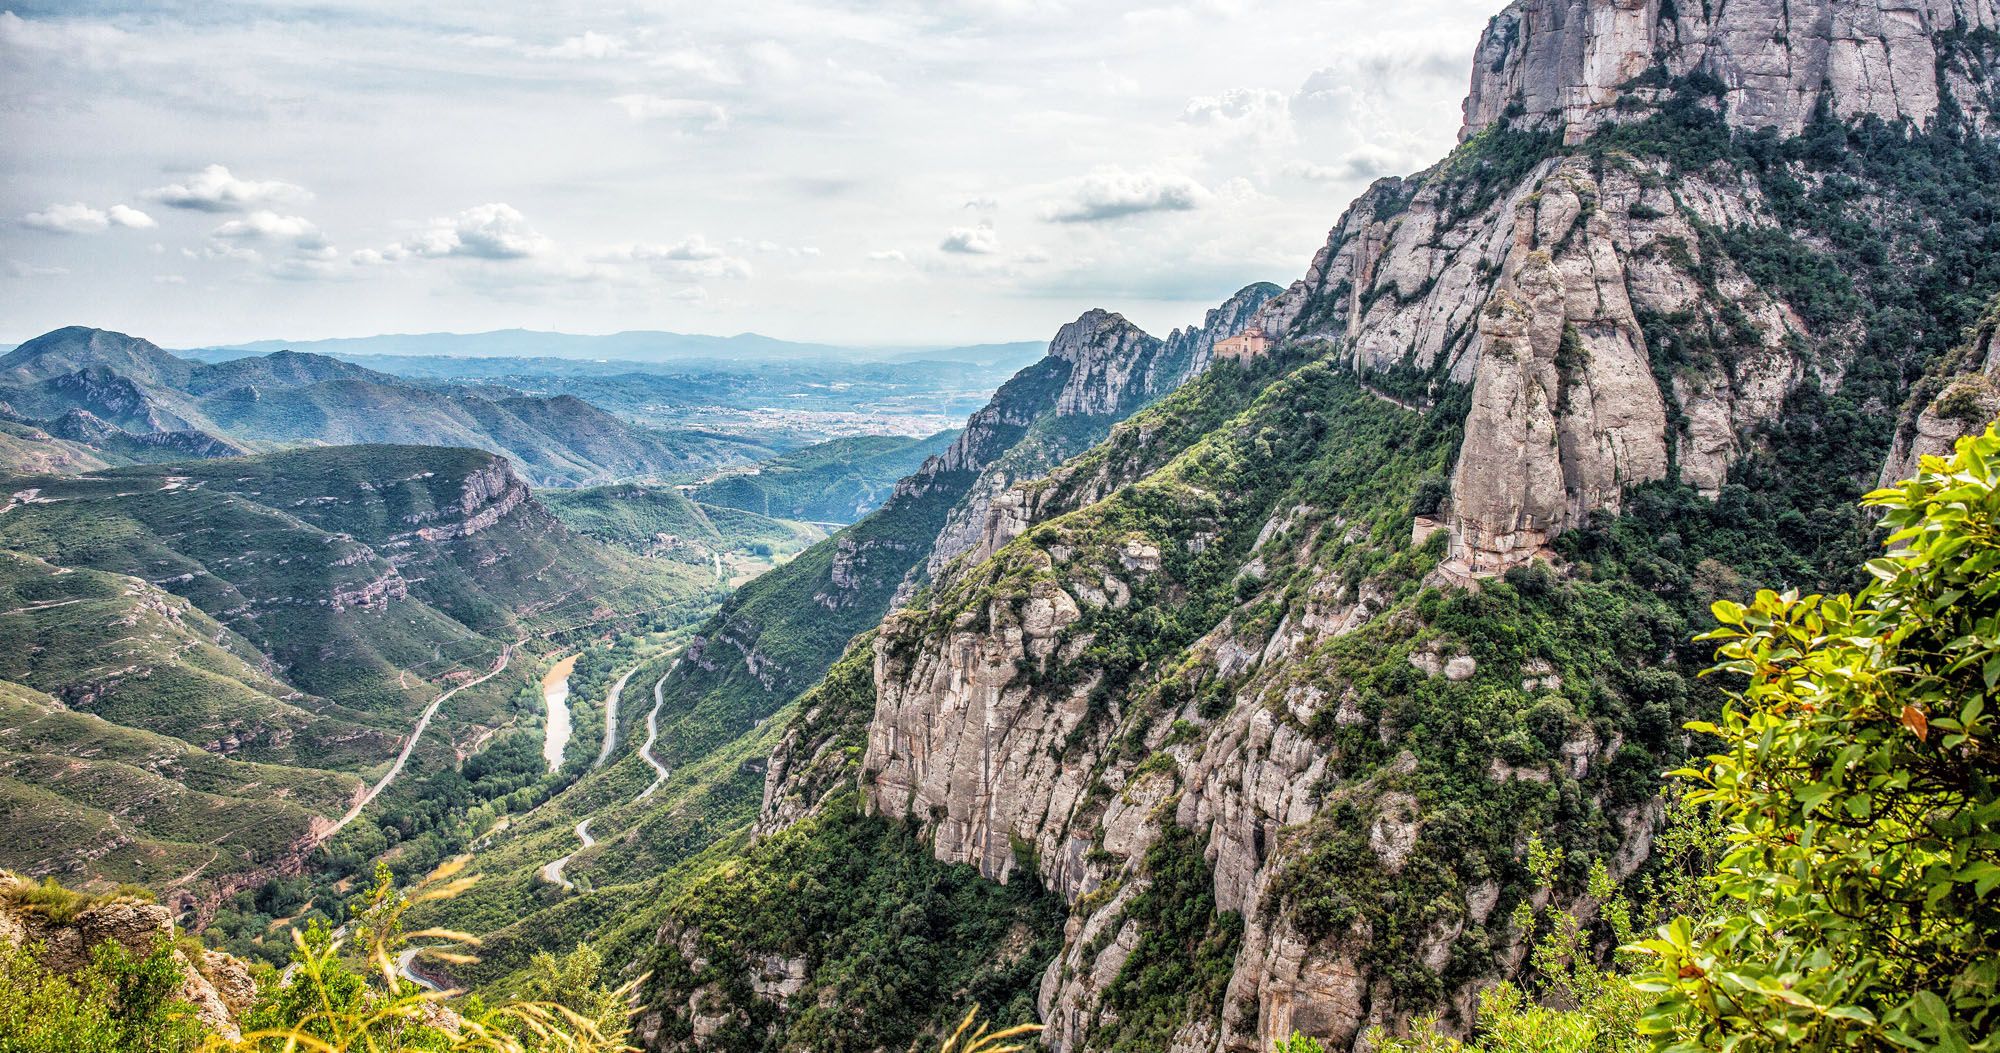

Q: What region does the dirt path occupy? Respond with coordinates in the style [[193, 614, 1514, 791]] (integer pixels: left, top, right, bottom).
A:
[[538, 819, 595, 891], [324, 645, 514, 839]]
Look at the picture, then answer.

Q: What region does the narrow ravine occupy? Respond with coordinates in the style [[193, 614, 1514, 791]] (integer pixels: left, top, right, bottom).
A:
[[538, 819, 595, 891], [635, 660, 678, 802], [594, 666, 638, 768], [540, 653, 578, 773]]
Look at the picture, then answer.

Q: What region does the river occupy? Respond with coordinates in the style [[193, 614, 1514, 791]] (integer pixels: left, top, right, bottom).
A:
[[540, 653, 578, 773]]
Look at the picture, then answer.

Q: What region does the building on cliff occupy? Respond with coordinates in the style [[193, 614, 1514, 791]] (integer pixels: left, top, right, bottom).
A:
[[1212, 325, 1271, 360]]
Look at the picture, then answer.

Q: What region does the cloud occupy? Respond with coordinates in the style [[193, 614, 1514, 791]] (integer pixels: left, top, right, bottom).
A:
[[610, 95, 730, 131], [211, 210, 327, 249], [110, 205, 157, 229], [7, 260, 71, 278], [398, 203, 550, 260], [1180, 87, 1293, 148], [1283, 144, 1415, 183], [1043, 170, 1209, 223], [21, 201, 155, 234], [631, 235, 726, 261], [547, 31, 625, 60], [600, 236, 754, 279], [867, 249, 908, 263], [145, 164, 310, 213], [939, 223, 999, 255]]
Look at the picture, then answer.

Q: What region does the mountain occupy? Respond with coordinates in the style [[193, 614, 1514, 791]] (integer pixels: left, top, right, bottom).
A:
[[0, 444, 715, 907], [0, 328, 776, 486], [690, 430, 961, 524], [616, 3, 2000, 1051], [388, 282, 1281, 987], [188, 329, 1046, 368]]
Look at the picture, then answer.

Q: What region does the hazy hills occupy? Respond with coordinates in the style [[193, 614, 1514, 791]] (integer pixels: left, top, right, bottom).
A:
[[187, 328, 1047, 371], [0, 327, 777, 486]]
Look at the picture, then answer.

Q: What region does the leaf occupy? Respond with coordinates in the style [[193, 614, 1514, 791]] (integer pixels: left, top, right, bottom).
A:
[[1902, 704, 1929, 741]]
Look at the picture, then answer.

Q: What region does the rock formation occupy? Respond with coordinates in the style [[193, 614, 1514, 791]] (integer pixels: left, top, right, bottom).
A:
[[1462, 0, 2000, 143], [1883, 296, 2000, 483]]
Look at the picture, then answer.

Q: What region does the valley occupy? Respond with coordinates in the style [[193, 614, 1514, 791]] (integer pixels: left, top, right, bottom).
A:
[[4, 2, 1999, 1052]]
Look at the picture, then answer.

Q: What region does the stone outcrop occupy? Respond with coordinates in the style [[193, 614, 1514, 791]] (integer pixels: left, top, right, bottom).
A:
[[1462, 0, 2000, 143], [920, 284, 1280, 588], [0, 885, 250, 1039]]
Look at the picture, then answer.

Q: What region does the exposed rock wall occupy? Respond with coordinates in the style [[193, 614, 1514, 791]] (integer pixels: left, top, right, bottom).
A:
[[1463, 0, 2000, 143], [921, 284, 1279, 588]]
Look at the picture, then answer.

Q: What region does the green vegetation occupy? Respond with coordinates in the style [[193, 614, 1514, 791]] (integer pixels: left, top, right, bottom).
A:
[[641, 791, 1062, 1053], [0, 934, 204, 1053], [1636, 429, 2000, 1050], [1092, 821, 1242, 1053], [692, 431, 958, 523]]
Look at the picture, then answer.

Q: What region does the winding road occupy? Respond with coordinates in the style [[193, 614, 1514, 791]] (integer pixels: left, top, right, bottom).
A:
[[396, 947, 445, 992], [635, 661, 679, 802], [538, 819, 595, 891], [594, 666, 638, 768], [324, 645, 514, 840]]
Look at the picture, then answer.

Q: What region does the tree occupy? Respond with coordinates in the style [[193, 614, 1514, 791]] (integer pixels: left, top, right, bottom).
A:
[[1637, 428, 2000, 1050]]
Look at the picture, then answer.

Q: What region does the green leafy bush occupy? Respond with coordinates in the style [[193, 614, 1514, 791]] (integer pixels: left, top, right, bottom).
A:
[[1636, 428, 2000, 1050]]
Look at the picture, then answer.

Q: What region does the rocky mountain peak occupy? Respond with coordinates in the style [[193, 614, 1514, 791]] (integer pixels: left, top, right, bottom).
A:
[[1462, 0, 2000, 143]]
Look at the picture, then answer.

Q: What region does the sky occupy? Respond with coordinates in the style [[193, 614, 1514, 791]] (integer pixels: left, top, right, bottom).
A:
[[0, 1, 1494, 349]]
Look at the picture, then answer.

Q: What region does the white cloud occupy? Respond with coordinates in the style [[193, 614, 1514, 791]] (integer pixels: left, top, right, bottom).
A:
[[107, 205, 157, 229], [1042, 170, 1210, 223], [939, 223, 1000, 255], [145, 164, 310, 213], [611, 95, 730, 131], [211, 210, 328, 249], [867, 249, 908, 263], [399, 203, 550, 260], [21, 201, 154, 234], [7, 259, 71, 278], [1180, 87, 1293, 148], [631, 235, 726, 262], [547, 31, 626, 60]]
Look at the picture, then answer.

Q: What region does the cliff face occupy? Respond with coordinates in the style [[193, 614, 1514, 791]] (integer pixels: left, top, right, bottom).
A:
[[920, 284, 1280, 588], [1244, 0, 1997, 577], [652, 4, 2000, 1052], [1462, 0, 2000, 143]]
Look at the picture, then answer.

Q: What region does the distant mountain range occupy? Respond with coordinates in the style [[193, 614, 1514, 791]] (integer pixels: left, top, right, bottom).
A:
[[0, 327, 780, 486], [178, 328, 1047, 372]]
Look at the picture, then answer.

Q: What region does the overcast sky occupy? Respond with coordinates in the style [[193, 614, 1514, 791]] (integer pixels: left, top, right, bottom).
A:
[[0, 1, 1493, 349]]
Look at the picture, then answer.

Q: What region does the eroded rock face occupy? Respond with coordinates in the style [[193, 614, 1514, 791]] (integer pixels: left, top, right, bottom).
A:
[[1463, 0, 2000, 143]]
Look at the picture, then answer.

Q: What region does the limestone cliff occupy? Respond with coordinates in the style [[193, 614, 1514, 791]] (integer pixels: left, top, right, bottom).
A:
[[920, 284, 1280, 589], [656, 4, 2000, 1051], [1462, 0, 2000, 143]]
